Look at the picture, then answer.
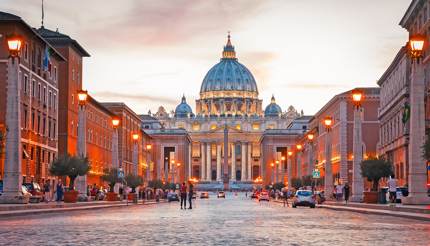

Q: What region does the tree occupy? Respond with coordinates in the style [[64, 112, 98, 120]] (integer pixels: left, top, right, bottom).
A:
[[49, 154, 90, 190], [125, 174, 143, 193], [291, 178, 302, 189], [273, 182, 285, 190], [360, 157, 393, 191], [301, 175, 313, 186], [148, 180, 163, 189], [101, 168, 120, 192]]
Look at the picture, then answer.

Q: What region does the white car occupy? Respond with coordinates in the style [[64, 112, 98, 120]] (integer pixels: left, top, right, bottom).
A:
[[292, 190, 316, 208], [217, 191, 226, 198]]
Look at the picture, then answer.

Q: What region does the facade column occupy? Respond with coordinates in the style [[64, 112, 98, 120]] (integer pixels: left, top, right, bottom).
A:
[[216, 143, 221, 181], [112, 129, 119, 169], [200, 143, 206, 181], [241, 143, 246, 181], [403, 62, 430, 204], [132, 141, 138, 175], [351, 106, 364, 202], [0, 58, 28, 203], [339, 101, 348, 184], [247, 143, 252, 181], [324, 131, 334, 200], [146, 149, 151, 181], [206, 142, 211, 181], [231, 143, 236, 181], [188, 143, 192, 180], [287, 155, 292, 191]]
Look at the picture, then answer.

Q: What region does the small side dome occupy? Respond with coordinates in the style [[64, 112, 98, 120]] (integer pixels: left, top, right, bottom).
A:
[[175, 95, 194, 118], [264, 95, 282, 117]]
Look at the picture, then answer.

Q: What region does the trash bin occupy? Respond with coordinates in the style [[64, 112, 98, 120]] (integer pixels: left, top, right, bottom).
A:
[[378, 187, 388, 204]]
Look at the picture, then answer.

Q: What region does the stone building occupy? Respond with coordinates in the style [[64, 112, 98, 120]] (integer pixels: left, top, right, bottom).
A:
[[141, 35, 303, 188], [0, 12, 64, 183]]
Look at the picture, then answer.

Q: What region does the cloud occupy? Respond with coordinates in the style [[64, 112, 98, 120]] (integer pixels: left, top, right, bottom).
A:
[[286, 83, 349, 89], [242, 51, 278, 90], [92, 91, 178, 106]]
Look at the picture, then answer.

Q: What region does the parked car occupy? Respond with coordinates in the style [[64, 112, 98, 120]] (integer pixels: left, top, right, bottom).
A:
[[217, 191, 226, 198], [23, 182, 43, 202], [258, 191, 270, 201], [292, 190, 316, 208], [200, 192, 209, 199], [167, 192, 179, 202]]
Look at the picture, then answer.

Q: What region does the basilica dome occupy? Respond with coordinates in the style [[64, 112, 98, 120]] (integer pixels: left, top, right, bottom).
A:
[[200, 34, 258, 98], [174, 95, 193, 118], [264, 95, 282, 117]]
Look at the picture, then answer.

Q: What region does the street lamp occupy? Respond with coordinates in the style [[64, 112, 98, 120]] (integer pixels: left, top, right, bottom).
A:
[[0, 35, 27, 203], [145, 144, 152, 182], [270, 162, 274, 184], [351, 89, 364, 202], [323, 116, 334, 200], [76, 89, 88, 199], [307, 133, 314, 141], [132, 133, 139, 176], [287, 151, 293, 191], [306, 133, 315, 177], [112, 116, 120, 169], [402, 34, 430, 204]]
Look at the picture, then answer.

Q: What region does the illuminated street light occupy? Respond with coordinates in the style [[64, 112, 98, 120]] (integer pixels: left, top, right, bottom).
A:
[[77, 90, 88, 105], [7, 35, 22, 59], [408, 34, 425, 61], [324, 116, 333, 132], [132, 133, 139, 141], [112, 117, 120, 129], [352, 89, 363, 109]]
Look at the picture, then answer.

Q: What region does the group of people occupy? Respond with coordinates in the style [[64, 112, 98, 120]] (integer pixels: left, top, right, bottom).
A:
[[179, 182, 194, 209], [334, 183, 350, 203], [41, 179, 64, 202]]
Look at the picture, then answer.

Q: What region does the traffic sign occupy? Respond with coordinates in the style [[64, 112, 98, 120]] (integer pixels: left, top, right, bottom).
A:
[[312, 169, 320, 179], [118, 169, 124, 179]]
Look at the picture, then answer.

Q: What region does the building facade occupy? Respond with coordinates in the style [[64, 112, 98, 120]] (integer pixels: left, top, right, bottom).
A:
[[308, 88, 380, 187], [0, 12, 64, 184], [142, 35, 303, 187], [377, 47, 410, 186]]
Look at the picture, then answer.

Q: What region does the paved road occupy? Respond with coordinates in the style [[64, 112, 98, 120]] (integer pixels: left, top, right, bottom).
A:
[[0, 192, 429, 246]]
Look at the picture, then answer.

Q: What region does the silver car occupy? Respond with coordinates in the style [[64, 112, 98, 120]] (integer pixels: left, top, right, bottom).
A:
[[292, 190, 316, 208]]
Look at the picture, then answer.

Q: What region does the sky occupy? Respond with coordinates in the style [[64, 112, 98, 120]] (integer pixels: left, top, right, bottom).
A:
[[1, 0, 411, 115]]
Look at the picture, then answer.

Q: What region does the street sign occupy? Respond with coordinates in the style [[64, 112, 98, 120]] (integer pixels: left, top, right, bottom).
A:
[[118, 169, 124, 179], [312, 169, 320, 179]]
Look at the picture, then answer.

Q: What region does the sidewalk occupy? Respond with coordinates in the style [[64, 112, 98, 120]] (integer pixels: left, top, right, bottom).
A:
[[318, 201, 430, 222], [0, 199, 165, 218]]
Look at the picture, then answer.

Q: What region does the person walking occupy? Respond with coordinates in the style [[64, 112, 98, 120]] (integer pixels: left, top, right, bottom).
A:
[[180, 182, 187, 209], [343, 183, 350, 204], [335, 183, 343, 201], [55, 180, 64, 202], [387, 174, 397, 203], [43, 180, 50, 203], [188, 182, 194, 209]]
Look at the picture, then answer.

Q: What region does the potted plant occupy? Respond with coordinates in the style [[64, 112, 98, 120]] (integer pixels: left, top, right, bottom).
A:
[[102, 168, 120, 201], [360, 157, 393, 203], [125, 174, 143, 203], [49, 154, 90, 203]]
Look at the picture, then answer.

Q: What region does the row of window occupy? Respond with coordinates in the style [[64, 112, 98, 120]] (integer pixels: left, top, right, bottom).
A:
[[380, 111, 405, 146], [21, 43, 58, 83], [22, 74, 57, 110], [22, 144, 56, 164], [23, 106, 56, 139]]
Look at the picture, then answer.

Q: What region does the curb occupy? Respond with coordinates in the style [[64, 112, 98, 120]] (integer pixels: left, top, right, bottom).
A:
[[318, 204, 430, 222], [0, 201, 165, 218]]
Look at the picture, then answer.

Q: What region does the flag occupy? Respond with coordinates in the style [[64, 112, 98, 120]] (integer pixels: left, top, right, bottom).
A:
[[43, 46, 50, 71]]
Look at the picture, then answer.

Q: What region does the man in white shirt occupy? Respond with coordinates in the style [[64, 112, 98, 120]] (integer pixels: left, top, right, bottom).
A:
[[387, 175, 397, 203]]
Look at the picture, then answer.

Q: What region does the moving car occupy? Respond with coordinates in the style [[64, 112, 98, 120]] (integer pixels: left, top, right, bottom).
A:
[[200, 192, 209, 199], [217, 191, 225, 198], [292, 190, 316, 208], [167, 192, 179, 202], [258, 191, 270, 201]]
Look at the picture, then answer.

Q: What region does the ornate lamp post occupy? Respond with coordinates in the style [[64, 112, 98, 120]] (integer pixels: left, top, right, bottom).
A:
[[287, 150, 293, 191], [132, 133, 139, 176], [296, 144, 303, 179], [270, 162, 275, 184], [281, 156, 286, 184], [324, 116, 334, 200], [351, 89, 364, 202], [76, 90, 88, 199], [275, 160, 280, 183], [403, 34, 430, 204], [0, 35, 28, 204], [171, 159, 175, 184], [176, 162, 181, 184], [145, 144, 152, 182], [307, 133, 314, 176], [112, 117, 120, 169]]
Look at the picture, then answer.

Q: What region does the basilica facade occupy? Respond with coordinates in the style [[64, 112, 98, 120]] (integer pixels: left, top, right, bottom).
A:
[[142, 35, 307, 188]]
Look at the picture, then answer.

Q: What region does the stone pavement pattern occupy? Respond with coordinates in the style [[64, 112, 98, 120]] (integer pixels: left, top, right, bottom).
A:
[[0, 193, 429, 246]]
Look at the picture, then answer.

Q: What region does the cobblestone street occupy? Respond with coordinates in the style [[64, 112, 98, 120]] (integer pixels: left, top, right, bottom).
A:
[[0, 193, 429, 246]]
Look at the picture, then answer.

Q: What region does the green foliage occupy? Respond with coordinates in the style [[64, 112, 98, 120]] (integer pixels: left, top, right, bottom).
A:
[[360, 157, 393, 191], [148, 180, 163, 189], [301, 175, 313, 186], [125, 174, 143, 192], [101, 168, 120, 192], [49, 154, 90, 190], [291, 178, 302, 189]]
